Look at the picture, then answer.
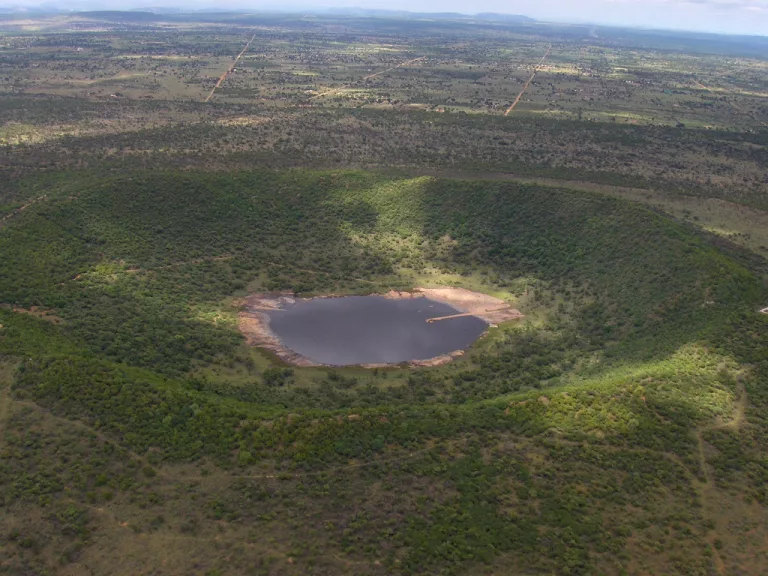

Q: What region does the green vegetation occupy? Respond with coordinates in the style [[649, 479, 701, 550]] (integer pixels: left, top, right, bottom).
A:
[[2, 13, 767, 218], [1, 167, 767, 574], [1, 9, 768, 576]]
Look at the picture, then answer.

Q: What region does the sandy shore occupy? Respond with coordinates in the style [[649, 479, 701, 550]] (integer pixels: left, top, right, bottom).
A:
[[237, 287, 524, 368], [382, 287, 524, 325], [237, 293, 323, 366]]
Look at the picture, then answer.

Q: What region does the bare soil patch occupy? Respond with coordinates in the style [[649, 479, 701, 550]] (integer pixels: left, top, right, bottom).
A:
[[237, 293, 321, 366], [237, 288, 523, 368], [1, 304, 64, 324], [383, 287, 524, 325]]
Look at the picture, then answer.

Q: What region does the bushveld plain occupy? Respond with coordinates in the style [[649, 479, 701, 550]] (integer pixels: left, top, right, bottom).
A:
[[1, 9, 768, 576]]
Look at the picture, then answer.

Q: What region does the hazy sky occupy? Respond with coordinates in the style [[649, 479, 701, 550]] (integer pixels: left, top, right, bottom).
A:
[[9, 0, 768, 35], [320, 0, 768, 35]]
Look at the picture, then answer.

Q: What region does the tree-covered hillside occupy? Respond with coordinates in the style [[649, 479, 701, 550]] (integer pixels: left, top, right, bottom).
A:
[[1, 170, 767, 575]]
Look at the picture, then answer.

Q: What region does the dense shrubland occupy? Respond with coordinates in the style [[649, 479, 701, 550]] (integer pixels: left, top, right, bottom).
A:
[[3, 109, 766, 210], [2, 15, 768, 573], [1, 169, 767, 575]]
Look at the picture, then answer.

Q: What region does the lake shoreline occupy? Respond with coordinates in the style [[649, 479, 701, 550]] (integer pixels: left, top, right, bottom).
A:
[[236, 288, 523, 368]]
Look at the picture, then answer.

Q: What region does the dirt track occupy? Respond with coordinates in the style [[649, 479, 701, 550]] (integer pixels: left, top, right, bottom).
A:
[[204, 32, 256, 103], [0, 194, 47, 228], [0, 363, 16, 451], [426, 307, 508, 323], [692, 79, 768, 128], [505, 44, 551, 116], [311, 56, 426, 100], [0, 384, 10, 448], [385, 287, 523, 325], [694, 380, 749, 575]]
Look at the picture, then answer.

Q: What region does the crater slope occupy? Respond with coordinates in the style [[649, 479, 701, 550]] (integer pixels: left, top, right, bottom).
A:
[[1, 170, 767, 576]]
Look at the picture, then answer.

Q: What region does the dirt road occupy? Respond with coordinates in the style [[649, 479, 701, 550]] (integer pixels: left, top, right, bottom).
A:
[[426, 306, 512, 323], [0, 365, 13, 450], [204, 32, 257, 103], [311, 56, 425, 100], [692, 79, 768, 128], [0, 194, 47, 228], [505, 45, 551, 116], [693, 380, 748, 575]]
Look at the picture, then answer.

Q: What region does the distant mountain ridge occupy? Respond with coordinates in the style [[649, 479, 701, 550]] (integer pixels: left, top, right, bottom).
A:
[[0, 4, 536, 23], [318, 8, 535, 22]]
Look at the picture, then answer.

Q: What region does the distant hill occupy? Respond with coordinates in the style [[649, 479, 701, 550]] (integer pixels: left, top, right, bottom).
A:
[[0, 6, 537, 25], [0, 5, 536, 23], [474, 12, 536, 23], [74, 10, 162, 20], [320, 8, 536, 23]]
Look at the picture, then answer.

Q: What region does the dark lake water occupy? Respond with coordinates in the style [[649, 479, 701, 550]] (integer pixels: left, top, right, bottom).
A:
[[266, 295, 488, 365]]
